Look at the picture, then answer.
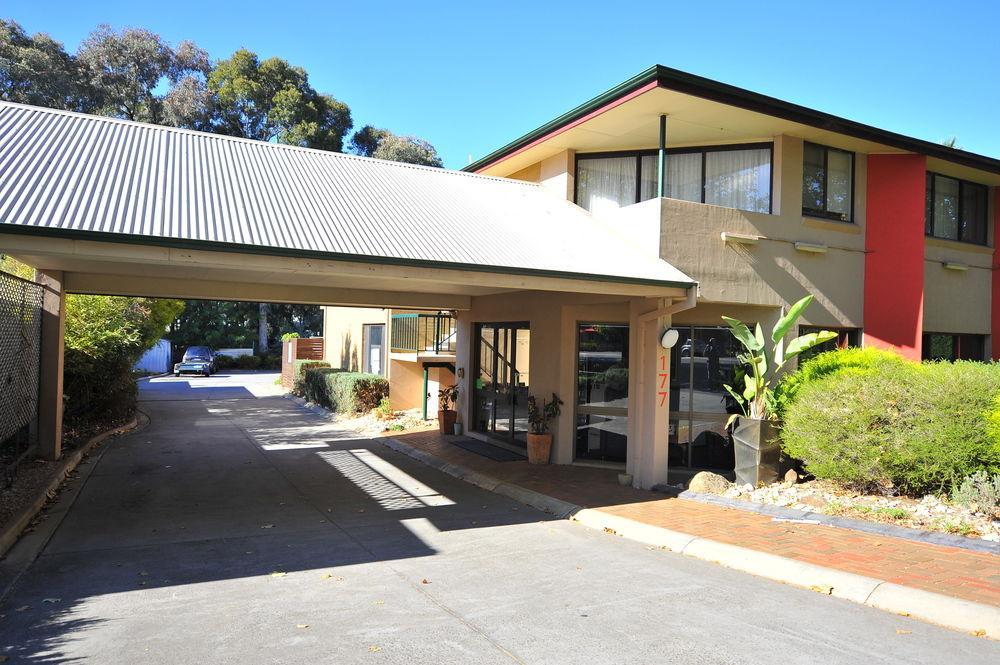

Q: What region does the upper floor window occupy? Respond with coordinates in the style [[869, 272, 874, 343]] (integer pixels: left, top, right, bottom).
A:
[[575, 144, 772, 217], [925, 173, 988, 245], [802, 142, 854, 222]]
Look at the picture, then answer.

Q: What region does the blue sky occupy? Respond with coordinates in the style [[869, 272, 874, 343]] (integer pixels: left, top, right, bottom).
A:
[[4, 1, 998, 169]]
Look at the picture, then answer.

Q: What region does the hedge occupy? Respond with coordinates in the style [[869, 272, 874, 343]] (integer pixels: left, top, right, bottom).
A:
[[291, 360, 331, 392], [300, 368, 389, 414], [781, 358, 1000, 495], [774, 347, 907, 418]]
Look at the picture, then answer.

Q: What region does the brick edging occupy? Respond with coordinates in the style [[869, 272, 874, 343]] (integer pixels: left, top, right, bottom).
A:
[[375, 434, 999, 639], [0, 416, 138, 559], [657, 486, 999, 555]]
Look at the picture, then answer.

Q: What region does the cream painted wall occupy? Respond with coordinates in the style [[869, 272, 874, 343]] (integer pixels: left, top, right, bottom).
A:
[[539, 150, 575, 200], [322, 306, 387, 370], [456, 291, 633, 465]]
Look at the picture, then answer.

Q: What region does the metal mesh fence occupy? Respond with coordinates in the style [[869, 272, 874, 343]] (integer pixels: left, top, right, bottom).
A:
[[0, 270, 43, 484]]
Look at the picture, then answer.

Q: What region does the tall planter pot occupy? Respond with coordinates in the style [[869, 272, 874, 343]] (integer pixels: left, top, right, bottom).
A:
[[438, 409, 457, 434], [732, 418, 781, 487], [526, 433, 552, 465]]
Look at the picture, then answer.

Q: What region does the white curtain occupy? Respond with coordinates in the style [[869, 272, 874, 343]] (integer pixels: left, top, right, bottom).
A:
[[576, 157, 636, 217], [704, 148, 771, 213], [639, 153, 702, 203], [666, 152, 703, 203]]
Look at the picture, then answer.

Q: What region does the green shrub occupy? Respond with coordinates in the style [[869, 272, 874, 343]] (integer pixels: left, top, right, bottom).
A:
[[375, 397, 394, 419], [781, 360, 1000, 495], [291, 360, 331, 393], [214, 354, 236, 369], [775, 347, 908, 417], [300, 369, 389, 414], [63, 296, 184, 427], [235, 354, 262, 370], [952, 470, 1000, 513], [258, 353, 281, 370]]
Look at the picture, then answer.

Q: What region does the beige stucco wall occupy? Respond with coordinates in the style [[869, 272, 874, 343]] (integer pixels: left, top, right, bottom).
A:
[[455, 290, 633, 465], [499, 135, 996, 342], [322, 306, 387, 370], [923, 238, 992, 334]]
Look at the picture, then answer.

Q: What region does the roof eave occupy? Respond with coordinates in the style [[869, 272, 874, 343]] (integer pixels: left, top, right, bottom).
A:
[[465, 64, 1000, 176]]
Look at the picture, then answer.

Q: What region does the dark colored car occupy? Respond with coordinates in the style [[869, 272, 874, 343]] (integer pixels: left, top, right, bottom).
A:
[[174, 346, 216, 377]]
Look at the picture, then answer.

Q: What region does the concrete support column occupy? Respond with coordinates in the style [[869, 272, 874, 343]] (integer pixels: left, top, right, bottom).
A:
[[36, 269, 66, 461], [627, 299, 671, 489]]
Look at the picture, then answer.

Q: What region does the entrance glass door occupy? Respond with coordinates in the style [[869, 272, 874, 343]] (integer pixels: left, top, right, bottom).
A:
[[669, 325, 741, 472], [473, 323, 530, 446], [575, 323, 629, 463]]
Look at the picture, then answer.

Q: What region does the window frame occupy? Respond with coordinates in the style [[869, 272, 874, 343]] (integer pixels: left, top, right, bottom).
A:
[[801, 142, 855, 223], [573, 142, 774, 214], [925, 172, 989, 246], [921, 332, 986, 361]]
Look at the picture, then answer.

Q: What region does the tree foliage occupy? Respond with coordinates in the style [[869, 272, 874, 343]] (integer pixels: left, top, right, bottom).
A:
[[350, 124, 443, 167], [167, 300, 322, 352], [76, 24, 209, 123], [207, 49, 352, 150], [0, 19, 92, 110]]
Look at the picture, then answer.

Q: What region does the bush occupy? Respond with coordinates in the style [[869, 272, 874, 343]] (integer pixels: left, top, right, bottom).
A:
[[775, 347, 908, 417], [300, 369, 389, 414], [781, 359, 1000, 495], [63, 296, 184, 427], [291, 360, 331, 393], [235, 354, 262, 370], [952, 470, 1000, 513], [214, 353, 237, 370], [258, 353, 281, 370]]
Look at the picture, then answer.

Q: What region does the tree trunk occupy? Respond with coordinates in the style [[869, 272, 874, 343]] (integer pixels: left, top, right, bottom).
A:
[[258, 302, 269, 352]]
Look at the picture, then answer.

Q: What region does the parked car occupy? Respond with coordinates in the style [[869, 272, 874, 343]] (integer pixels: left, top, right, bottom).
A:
[[174, 346, 216, 377]]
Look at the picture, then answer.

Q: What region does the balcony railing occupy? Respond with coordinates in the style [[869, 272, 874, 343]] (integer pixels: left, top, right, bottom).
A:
[[391, 313, 457, 354]]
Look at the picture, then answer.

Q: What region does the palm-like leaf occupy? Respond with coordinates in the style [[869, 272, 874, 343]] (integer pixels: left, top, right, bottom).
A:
[[772, 295, 815, 343], [722, 316, 762, 352], [785, 331, 838, 360]]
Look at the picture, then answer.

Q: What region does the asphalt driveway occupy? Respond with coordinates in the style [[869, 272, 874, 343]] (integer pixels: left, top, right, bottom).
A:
[[0, 373, 994, 663]]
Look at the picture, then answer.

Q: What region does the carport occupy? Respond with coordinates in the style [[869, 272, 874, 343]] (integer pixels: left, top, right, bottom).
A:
[[0, 100, 694, 489]]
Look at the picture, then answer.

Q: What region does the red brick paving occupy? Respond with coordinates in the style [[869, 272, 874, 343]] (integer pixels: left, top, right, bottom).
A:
[[387, 429, 1000, 607]]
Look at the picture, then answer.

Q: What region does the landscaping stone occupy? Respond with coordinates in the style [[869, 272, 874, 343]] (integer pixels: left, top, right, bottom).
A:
[[725, 478, 1000, 542], [687, 471, 730, 495]]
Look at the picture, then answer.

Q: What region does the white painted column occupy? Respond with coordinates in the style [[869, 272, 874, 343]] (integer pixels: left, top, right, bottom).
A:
[[36, 269, 65, 461], [627, 298, 671, 489]]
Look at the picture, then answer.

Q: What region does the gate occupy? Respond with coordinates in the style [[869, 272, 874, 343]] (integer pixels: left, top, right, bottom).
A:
[[0, 270, 43, 487]]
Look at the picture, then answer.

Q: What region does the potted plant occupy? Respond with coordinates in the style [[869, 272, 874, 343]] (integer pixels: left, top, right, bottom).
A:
[[526, 393, 563, 465], [722, 295, 835, 487], [438, 384, 459, 435]]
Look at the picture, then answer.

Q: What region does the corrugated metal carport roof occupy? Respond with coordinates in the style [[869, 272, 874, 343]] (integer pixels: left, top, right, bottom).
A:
[[0, 102, 693, 289]]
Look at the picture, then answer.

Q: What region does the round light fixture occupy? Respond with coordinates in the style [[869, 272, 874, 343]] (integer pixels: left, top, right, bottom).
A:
[[660, 328, 680, 349]]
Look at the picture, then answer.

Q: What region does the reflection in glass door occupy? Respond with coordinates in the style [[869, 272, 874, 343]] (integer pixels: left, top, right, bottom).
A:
[[575, 323, 629, 463], [668, 326, 741, 472], [473, 323, 530, 446]]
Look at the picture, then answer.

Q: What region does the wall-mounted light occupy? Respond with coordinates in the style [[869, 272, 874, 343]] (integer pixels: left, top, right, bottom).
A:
[[942, 261, 968, 271], [660, 328, 680, 349], [794, 241, 828, 254], [721, 231, 759, 246]]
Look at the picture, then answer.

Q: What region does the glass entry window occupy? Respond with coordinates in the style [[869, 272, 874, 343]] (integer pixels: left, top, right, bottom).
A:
[[576, 323, 629, 463], [669, 326, 741, 472], [473, 323, 530, 446]]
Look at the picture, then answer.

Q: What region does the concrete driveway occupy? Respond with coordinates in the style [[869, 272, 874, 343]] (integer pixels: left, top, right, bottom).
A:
[[0, 373, 994, 663]]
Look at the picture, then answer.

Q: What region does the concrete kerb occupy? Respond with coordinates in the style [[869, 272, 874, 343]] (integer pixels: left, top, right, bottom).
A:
[[375, 434, 1000, 639]]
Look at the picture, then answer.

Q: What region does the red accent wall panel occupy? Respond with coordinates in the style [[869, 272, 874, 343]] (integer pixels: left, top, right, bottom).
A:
[[992, 188, 1000, 360], [863, 154, 926, 361]]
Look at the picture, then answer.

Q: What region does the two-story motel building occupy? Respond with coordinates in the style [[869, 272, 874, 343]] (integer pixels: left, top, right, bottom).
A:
[[322, 65, 1000, 485]]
